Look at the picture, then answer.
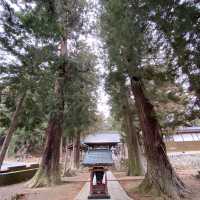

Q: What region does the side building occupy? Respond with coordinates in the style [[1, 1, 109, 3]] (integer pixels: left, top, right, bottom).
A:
[[164, 127, 200, 152]]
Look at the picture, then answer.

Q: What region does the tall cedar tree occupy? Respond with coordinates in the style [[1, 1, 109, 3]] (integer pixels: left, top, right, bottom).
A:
[[105, 71, 144, 175], [63, 43, 98, 172], [0, 1, 56, 168], [100, 0, 188, 198], [28, 0, 86, 187], [146, 1, 200, 107]]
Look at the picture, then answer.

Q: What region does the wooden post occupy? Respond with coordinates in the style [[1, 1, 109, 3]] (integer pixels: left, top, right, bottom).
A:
[[105, 170, 108, 194], [90, 169, 93, 195]]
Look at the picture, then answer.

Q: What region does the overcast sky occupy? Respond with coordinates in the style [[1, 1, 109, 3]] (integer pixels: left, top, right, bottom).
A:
[[84, 35, 110, 118], [84, 0, 111, 118]]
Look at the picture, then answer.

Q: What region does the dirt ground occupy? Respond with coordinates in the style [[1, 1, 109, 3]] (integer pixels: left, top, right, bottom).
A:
[[0, 171, 89, 200], [1, 167, 200, 200], [115, 170, 200, 200]]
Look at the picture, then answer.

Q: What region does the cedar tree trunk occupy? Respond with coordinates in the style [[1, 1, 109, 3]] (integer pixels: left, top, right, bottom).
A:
[[28, 38, 66, 187], [123, 102, 144, 176], [72, 133, 80, 170], [63, 138, 69, 176], [0, 92, 26, 169], [28, 77, 64, 187], [130, 77, 188, 199], [63, 138, 75, 177], [60, 136, 63, 162]]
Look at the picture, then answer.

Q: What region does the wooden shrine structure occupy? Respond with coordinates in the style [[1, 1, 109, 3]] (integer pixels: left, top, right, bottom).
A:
[[82, 131, 122, 199], [83, 132, 121, 150], [82, 149, 113, 199]]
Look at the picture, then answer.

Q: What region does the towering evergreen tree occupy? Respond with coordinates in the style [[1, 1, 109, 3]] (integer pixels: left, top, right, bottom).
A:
[[28, 0, 87, 187], [131, 77, 187, 199], [0, 0, 56, 169], [100, 0, 188, 198], [0, 93, 26, 168], [105, 71, 144, 176], [63, 42, 98, 172], [145, 1, 200, 107]]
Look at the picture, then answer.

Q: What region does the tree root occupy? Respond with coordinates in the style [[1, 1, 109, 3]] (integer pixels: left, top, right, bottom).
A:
[[62, 168, 77, 177], [138, 176, 161, 197], [27, 168, 61, 188], [136, 176, 190, 200]]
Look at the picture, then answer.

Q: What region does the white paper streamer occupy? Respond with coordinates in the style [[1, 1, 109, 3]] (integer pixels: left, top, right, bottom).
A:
[[102, 173, 106, 184], [93, 174, 97, 185]]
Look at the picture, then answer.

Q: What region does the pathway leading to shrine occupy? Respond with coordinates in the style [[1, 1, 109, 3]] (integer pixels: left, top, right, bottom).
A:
[[74, 171, 133, 200]]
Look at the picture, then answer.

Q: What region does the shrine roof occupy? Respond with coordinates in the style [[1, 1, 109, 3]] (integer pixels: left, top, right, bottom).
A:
[[176, 127, 200, 133], [82, 149, 113, 166], [83, 131, 121, 145]]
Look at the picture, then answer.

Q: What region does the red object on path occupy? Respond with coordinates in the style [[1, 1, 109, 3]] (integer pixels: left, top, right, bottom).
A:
[[88, 166, 110, 199]]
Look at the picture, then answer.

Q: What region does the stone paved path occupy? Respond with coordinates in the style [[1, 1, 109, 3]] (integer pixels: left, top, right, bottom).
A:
[[74, 171, 133, 200]]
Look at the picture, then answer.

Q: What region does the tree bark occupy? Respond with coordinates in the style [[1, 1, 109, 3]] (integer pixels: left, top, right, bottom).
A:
[[71, 138, 76, 169], [28, 75, 64, 187], [72, 133, 80, 170], [123, 103, 144, 176], [62, 134, 80, 176], [62, 138, 76, 177], [116, 76, 144, 176], [130, 77, 188, 199], [63, 138, 69, 176], [28, 74, 64, 187], [125, 119, 144, 176], [0, 92, 26, 170], [60, 136, 63, 163]]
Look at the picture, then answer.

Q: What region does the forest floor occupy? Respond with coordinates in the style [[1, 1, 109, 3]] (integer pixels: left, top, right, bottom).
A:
[[0, 170, 89, 200], [1, 152, 200, 200], [115, 151, 200, 200], [116, 170, 200, 200], [1, 169, 199, 200]]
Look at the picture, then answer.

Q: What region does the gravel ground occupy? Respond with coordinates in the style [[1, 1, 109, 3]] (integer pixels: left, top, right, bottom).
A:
[[169, 152, 200, 169]]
